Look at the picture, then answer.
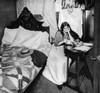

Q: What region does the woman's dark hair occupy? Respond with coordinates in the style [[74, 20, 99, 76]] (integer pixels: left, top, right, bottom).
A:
[[60, 22, 71, 35]]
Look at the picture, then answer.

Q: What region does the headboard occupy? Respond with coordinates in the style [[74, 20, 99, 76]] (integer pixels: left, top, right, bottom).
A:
[[6, 7, 49, 34]]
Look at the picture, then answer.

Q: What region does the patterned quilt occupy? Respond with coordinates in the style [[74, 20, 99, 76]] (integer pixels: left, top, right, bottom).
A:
[[0, 46, 41, 93]]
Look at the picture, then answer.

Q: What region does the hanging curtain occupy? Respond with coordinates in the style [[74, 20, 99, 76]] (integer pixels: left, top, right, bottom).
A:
[[43, 0, 58, 38]]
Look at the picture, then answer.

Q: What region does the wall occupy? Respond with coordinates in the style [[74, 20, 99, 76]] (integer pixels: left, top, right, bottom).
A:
[[0, 0, 17, 45]]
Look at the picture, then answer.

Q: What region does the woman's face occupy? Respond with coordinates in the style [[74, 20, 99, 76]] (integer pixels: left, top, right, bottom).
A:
[[63, 26, 70, 33]]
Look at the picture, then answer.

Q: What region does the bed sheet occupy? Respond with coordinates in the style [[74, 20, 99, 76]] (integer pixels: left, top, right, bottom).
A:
[[0, 26, 51, 92], [0, 46, 43, 93], [2, 26, 52, 57]]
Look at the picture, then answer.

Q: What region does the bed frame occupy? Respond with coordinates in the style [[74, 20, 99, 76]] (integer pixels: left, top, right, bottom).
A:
[[7, 7, 49, 34]]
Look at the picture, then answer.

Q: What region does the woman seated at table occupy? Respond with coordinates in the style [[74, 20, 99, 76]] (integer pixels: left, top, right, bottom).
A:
[[55, 21, 83, 68], [42, 22, 83, 90], [54, 21, 83, 47]]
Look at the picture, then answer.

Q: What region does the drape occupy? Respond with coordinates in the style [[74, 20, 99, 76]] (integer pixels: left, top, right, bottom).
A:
[[43, 0, 58, 38], [16, 0, 58, 38]]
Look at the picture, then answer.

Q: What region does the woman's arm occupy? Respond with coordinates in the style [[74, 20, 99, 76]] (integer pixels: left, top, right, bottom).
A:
[[70, 30, 83, 47], [54, 31, 64, 46]]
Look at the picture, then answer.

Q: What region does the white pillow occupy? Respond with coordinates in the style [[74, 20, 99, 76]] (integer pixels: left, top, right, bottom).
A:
[[2, 28, 18, 45], [10, 26, 40, 47]]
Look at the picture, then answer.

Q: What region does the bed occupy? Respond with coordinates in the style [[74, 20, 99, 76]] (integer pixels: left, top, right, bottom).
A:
[[0, 7, 51, 93]]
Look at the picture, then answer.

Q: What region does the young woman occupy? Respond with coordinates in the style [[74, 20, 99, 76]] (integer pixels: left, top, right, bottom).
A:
[[54, 22, 83, 47], [42, 22, 83, 88]]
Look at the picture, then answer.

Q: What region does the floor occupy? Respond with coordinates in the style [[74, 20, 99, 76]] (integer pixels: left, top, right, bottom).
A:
[[24, 68, 93, 93]]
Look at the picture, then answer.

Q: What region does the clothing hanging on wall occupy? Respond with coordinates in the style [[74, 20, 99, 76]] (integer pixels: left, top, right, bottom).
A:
[[54, 0, 83, 38], [58, 8, 83, 38]]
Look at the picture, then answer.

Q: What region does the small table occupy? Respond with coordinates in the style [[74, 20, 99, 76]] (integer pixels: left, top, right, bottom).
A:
[[64, 44, 92, 91]]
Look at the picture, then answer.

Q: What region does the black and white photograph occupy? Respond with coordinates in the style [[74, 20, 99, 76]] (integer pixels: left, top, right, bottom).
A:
[[0, 0, 99, 93]]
